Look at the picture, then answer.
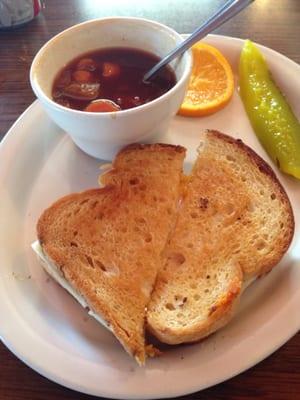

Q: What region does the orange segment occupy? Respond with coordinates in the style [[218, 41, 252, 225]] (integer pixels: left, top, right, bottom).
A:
[[179, 42, 234, 117]]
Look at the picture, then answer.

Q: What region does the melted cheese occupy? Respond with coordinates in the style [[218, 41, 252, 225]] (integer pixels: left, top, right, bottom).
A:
[[31, 241, 112, 332]]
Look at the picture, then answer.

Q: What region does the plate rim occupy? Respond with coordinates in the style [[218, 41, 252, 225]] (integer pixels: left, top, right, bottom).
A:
[[0, 34, 299, 399]]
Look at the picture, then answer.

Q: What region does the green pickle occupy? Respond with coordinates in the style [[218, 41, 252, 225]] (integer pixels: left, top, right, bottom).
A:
[[239, 40, 300, 179]]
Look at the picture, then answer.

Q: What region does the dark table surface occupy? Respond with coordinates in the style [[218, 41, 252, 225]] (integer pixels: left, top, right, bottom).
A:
[[0, 0, 299, 399]]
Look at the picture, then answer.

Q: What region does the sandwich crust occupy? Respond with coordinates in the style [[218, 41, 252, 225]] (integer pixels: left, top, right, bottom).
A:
[[147, 130, 294, 345], [37, 144, 185, 364]]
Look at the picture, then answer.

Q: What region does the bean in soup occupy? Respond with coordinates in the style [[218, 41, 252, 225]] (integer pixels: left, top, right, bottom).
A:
[[52, 47, 177, 112]]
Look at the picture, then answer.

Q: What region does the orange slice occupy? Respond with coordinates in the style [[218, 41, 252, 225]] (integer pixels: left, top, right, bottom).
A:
[[179, 42, 234, 117]]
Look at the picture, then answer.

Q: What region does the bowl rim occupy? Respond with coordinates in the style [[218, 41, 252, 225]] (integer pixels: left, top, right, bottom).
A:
[[30, 16, 192, 118]]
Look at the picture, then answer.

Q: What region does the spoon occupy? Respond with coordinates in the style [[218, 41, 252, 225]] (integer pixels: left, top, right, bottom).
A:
[[143, 0, 254, 82]]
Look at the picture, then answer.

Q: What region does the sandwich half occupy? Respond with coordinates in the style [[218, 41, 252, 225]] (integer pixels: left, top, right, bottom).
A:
[[147, 130, 294, 345], [35, 143, 185, 365]]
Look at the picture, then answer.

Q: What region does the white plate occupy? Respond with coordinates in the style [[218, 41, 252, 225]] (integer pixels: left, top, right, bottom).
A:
[[0, 34, 299, 399]]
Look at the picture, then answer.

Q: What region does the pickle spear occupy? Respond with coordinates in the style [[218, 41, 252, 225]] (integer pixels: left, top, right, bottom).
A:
[[239, 40, 300, 179]]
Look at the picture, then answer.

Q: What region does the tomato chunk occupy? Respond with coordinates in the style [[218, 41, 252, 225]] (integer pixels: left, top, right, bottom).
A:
[[72, 70, 93, 83], [84, 99, 121, 112], [102, 62, 121, 79], [77, 58, 97, 71]]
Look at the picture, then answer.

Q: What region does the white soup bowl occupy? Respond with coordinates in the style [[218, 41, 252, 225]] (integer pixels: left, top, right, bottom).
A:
[[30, 17, 192, 160]]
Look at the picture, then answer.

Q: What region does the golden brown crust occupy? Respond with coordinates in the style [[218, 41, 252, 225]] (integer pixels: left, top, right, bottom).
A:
[[119, 142, 186, 155], [206, 130, 294, 279], [147, 130, 294, 345], [206, 129, 294, 222], [147, 273, 242, 345], [206, 130, 281, 181], [37, 144, 185, 365]]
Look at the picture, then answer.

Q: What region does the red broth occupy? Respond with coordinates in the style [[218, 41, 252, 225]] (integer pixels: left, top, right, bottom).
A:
[[52, 47, 177, 112]]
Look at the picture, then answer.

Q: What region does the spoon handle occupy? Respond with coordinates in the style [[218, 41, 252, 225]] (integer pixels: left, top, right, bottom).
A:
[[143, 0, 254, 82]]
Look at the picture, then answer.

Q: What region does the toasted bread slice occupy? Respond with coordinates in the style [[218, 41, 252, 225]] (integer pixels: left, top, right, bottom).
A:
[[147, 130, 294, 345], [37, 143, 185, 364]]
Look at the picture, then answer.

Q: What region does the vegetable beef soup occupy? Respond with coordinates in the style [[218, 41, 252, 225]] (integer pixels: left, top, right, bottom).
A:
[[52, 47, 177, 112]]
